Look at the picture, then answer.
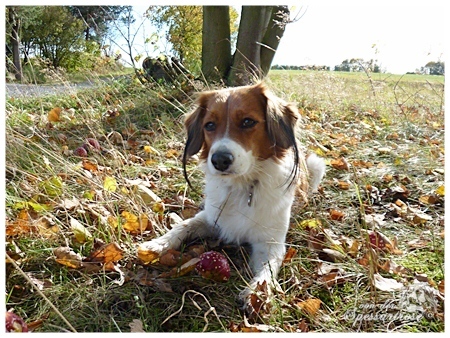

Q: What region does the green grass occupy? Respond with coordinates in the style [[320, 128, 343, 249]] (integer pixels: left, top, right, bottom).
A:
[[5, 69, 444, 332]]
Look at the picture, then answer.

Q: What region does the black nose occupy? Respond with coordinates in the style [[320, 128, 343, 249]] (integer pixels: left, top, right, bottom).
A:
[[211, 151, 234, 172]]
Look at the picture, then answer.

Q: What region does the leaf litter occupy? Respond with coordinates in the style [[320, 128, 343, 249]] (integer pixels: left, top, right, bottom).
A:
[[5, 73, 444, 332]]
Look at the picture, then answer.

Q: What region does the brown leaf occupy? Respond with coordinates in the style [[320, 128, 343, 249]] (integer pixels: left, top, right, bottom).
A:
[[85, 242, 123, 264], [48, 107, 62, 122], [54, 247, 83, 269], [329, 209, 345, 221], [159, 249, 184, 267], [82, 160, 99, 172], [283, 247, 298, 265], [330, 157, 350, 170], [336, 181, 350, 190], [438, 280, 444, 295], [297, 298, 322, 317]]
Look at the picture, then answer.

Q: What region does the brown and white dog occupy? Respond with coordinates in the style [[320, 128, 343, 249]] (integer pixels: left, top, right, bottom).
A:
[[139, 82, 325, 313]]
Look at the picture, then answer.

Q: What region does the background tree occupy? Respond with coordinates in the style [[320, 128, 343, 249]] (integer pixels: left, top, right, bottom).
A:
[[6, 7, 23, 81], [228, 6, 291, 85], [145, 6, 203, 73], [30, 6, 85, 69], [69, 6, 129, 44], [202, 6, 231, 81], [425, 61, 445, 75], [146, 6, 239, 79]]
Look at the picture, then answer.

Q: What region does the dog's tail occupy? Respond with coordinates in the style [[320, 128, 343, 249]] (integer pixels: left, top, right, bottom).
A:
[[306, 153, 326, 193]]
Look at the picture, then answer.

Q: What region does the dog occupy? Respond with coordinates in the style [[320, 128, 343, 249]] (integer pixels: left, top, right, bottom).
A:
[[139, 82, 325, 314]]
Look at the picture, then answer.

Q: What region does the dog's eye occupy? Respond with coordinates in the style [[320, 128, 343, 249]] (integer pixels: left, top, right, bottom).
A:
[[241, 118, 257, 129], [204, 122, 216, 131]]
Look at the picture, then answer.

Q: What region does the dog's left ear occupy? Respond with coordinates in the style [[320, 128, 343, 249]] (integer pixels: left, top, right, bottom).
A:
[[182, 92, 212, 187], [253, 83, 299, 150]]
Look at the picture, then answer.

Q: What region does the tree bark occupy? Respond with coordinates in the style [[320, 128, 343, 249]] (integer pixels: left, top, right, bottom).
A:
[[260, 6, 289, 76], [9, 7, 23, 82], [202, 6, 232, 82], [228, 6, 270, 86]]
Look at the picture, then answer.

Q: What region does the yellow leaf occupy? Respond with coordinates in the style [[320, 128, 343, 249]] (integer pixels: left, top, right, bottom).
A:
[[48, 107, 62, 122], [143, 145, 160, 155], [70, 218, 92, 243], [103, 176, 117, 192], [54, 247, 83, 269], [436, 185, 445, 196], [299, 219, 322, 229], [121, 211, 140, 232], [137, 245, 160, 265], [86, 242, 123, 264], [297, 298, 322, 317]]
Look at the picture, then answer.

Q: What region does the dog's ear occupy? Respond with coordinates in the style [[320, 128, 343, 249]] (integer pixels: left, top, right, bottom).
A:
[[182, 92, 211, 186], [253, 82, 300, 187], [254, 83, 299, 150]]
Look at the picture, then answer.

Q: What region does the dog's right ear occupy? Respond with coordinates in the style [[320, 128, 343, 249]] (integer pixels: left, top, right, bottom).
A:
[[182, 93, 211, 186]]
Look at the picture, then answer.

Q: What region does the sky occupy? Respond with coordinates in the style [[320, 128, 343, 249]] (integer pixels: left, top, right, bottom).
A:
[[128, 0, 446, 74]]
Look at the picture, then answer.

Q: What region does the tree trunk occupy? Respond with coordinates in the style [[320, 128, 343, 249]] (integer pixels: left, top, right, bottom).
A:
[[260, 6, 289, 76], [228, 6, 272, 86], [202, 6, 232, 82], [9, 7, 23, 82]]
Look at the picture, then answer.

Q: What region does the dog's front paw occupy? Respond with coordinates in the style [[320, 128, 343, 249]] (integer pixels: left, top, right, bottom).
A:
[[137, 238, 168, 264]]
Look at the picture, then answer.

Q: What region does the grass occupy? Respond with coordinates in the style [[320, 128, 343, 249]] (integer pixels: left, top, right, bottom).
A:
[[5, 69, 444, 332]]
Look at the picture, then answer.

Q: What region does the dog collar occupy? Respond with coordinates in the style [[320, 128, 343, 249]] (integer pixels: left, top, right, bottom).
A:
[[247, 180, 259, 207]]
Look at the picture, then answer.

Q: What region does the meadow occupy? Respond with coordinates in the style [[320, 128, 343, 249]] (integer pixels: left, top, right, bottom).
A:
[[5, 69, 444, 332]]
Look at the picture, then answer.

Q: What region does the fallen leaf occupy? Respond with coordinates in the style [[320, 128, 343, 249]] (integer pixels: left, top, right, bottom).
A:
[[137, 246, 160, 265], [283, 247, 298, 264], [103, 176, 117, 192], [299, 218, 322, 229], [48, 107, 62, 122], [85, 242, 123, 264], [129, 319, 145, 332], [54, 247, 83, 269], [297, 298, 322, 317], [373, 273, 403, 291], [330, 157, 350, 171], [329, 209, 345, 221], [436, 185, 444, 197], [70, 217, 93, 243]]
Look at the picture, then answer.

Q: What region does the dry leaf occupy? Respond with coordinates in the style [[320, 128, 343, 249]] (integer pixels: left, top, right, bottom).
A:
[[330, 157, 350, 170], [70, 217, 93, 243], [48, 107, 62, 122], [373, 273, 403, 291], [283, 247, 298, 264], [297, 298, 322, 316], [54, 247, 83, 269], [129, 319, 145, 332], [85, 242, 123, 264], [137, 246, 160, 265], [329, 209, 345, 221], [103, 176, 117, 192]]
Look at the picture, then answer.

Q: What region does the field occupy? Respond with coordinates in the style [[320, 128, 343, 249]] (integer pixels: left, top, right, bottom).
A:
[[5, 70, 444, 332]]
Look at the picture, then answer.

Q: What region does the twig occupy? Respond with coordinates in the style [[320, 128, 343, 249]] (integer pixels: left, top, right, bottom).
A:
[[161, 290, 226, 332], [6, 253, 77, 333]]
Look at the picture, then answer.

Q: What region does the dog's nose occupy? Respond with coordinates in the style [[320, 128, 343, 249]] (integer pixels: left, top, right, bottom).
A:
[[211, 151, 234, 172]]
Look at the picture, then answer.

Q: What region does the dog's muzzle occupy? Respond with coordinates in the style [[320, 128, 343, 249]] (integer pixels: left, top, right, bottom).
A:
[[211, 151, 234, 172]]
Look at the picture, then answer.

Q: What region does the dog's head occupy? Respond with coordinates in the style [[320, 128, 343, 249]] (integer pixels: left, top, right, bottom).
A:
[[182, 82, 300, 186]]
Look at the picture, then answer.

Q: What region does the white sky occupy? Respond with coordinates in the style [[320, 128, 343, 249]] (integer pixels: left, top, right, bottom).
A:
[[274, 1, 446, 73]]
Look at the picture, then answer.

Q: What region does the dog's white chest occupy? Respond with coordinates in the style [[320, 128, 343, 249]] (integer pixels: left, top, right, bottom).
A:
[[203, 177, 294, 245]]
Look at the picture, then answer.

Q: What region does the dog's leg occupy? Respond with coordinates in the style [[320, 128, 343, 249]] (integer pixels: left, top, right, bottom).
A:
[[239, 241, 286, 314], [139, 211, 210, 254]]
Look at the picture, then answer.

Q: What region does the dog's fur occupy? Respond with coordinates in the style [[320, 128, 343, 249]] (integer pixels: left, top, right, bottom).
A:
[[139, 82, 325, 312]]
